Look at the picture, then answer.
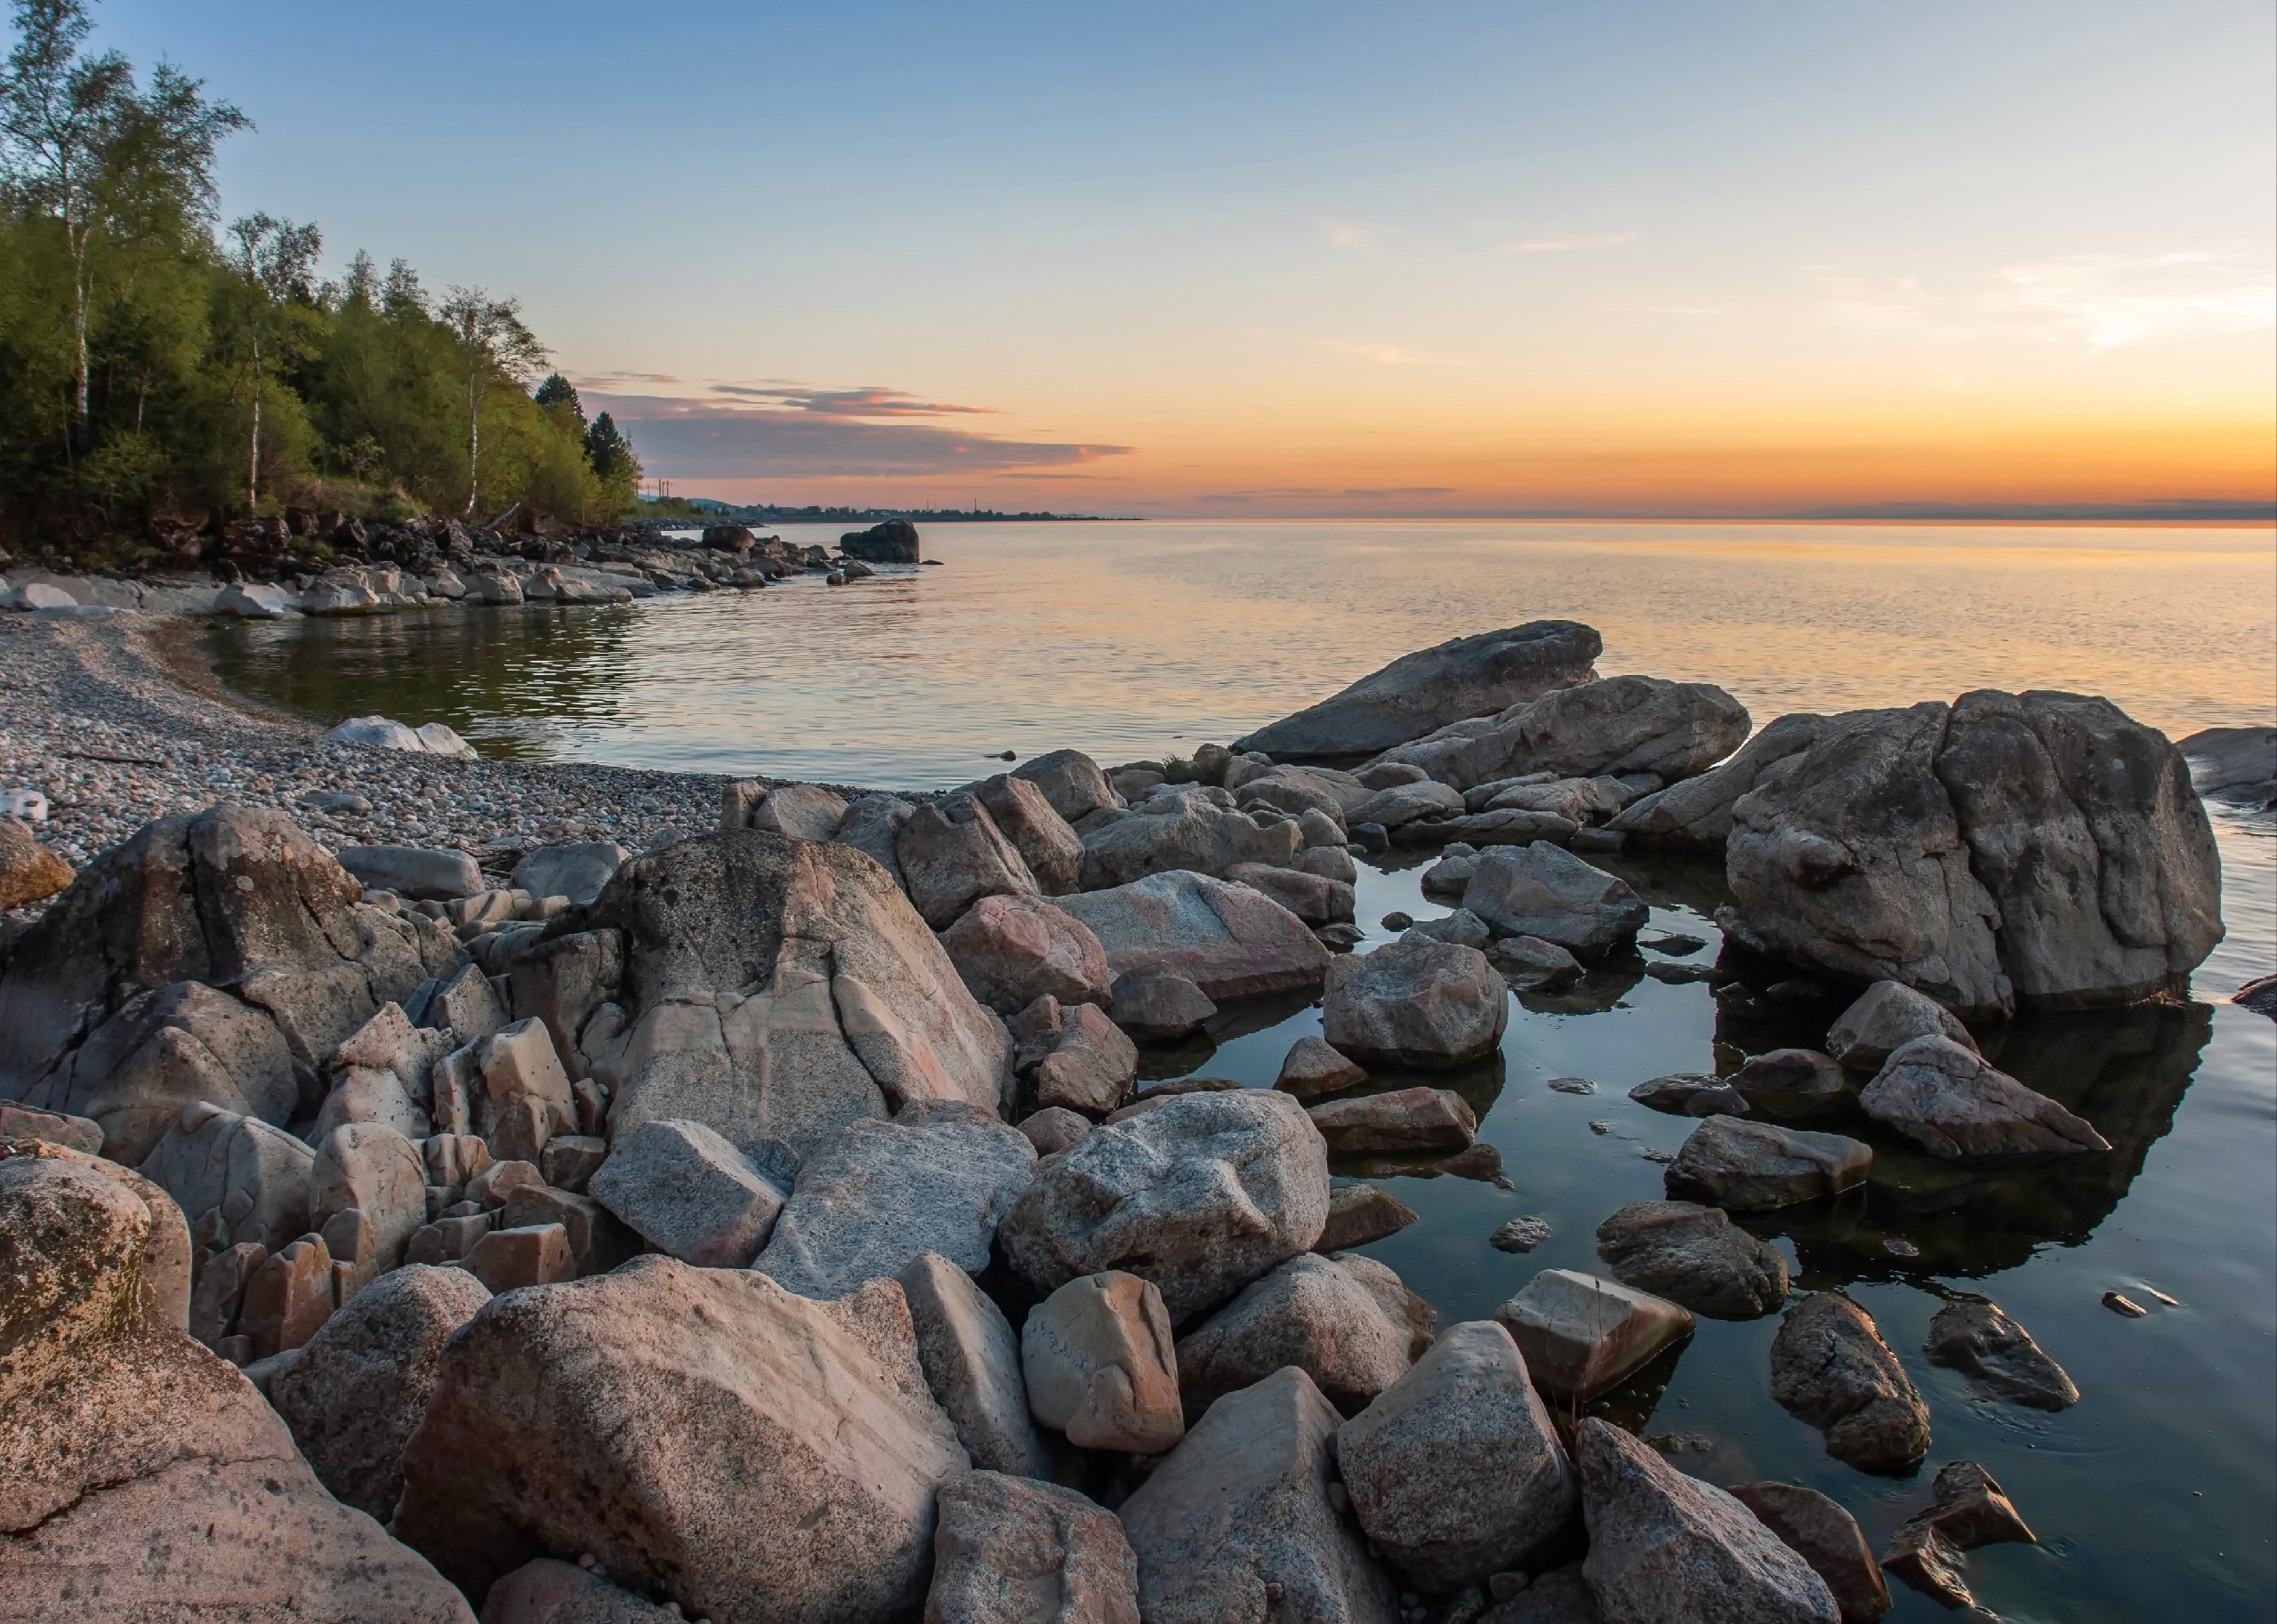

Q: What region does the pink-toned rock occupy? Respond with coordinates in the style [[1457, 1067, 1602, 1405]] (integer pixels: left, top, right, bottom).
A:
[[974, 773, 1087, 896], [1056, 870, 1332, 1002], [943, 892, 1113, 1013], [463, 1222, 576, 1292], [1022, 1270, 1185, 1453], [237, 1234, 337, 1356], [1307, 1087, 1477, 1155]]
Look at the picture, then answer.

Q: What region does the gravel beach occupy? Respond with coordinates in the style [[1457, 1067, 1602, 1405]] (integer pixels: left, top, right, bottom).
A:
[[0, 607, 728, 904]]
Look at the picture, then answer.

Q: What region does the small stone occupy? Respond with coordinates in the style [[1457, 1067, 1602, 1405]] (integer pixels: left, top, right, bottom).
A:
[[1381, 911, 1415, 930], [2102, 1290, 2147, 1318], [1022, 1270, 1185, 1453], [1490, 1217, 1553, 1253], [1544, 1076, 1596, 1096]]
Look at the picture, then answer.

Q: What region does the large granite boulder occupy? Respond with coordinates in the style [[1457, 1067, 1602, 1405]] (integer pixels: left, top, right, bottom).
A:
[[1575, 1418, 1838, 1624], [1235, 621, 1601, 760], [394, 1258, 967, 1620], [1174, 1250, 1433, 1420], [755, 1101, 1035, 1299], [1009, 995, 1137, 1116], [1011, 749, 1125, 824], [898, 1252, 1050, 1476], [1859, 1034, 2110, 1158], [0, 1153, 473, 1622], [1334, 1320, 1577, 1594], [1118, 1366, 1399, 1623], [1055, 869, 1331, 1001], [1595, 1199, 1790, 1319], [973, 773, 1086, 896], [578, 829, 1012, 1163], [927, 1470, 1139, 1624], [1375, 675, 1750, 792], [897, 792, 1040, 930], [1608, 712, 1830, 851], [1322, 937, 1508, 1066], [1769, 1291, 1931, 1474], [942, 893, 1113, 1014], [0, 806, 444, 1135], [1728, 694, 2220, 1017], [1462, 843, 1649, 957], [998, 1088, 1331, 1324], [481, 1558, 680, 1622], [269, 1263, 492, 1518], [841, 517, 921, 562], [1077, 786, 1306, 888], [136, 1098, 313, 1252]]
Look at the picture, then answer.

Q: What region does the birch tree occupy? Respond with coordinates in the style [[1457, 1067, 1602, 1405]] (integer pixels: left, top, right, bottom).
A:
[[227, 210, 318, 512], [439, 285, 545, 518]]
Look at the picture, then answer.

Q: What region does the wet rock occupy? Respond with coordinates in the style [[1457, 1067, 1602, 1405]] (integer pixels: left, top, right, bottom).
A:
[[1492, 1215, 1554, 1252], [0, 815, 71, 910], [974, 772, 1087, 896], [1077, 787, 1307, 888], [899, 1250, 1050, 1477], [896, 791, 1040, 929], [999, 1088, 1330, 1324], [270, 1263, 492, 1518], [1770, 1292, 1931, 1474], [582, 830, 1012, 1163], [1629, 1073, 1750, 1117], [943, 892, 1113, 1015], [1324, 937, 1509, 1067], [1121, 1365, 1400, 1622], [394, 1258, 967, 1619], [1106, 970, 1218, 1039], [1057, 868, 1332, 1001], [1575, 1418, 1838, 1624], [1726, 1482, 1890, 1623], [1176, 1250, 1432, 1420], [1860, 1034, 2111, 1158], [1318, 1182, 1419, 1250], [1607, 712, 1830, 852], [1664, 1117, 1871, 1210], [1226, 860, 1357, 927], [927, 1469, 1140, 1624], [1237, 621, 1602, 760], [1307, 1086, 1478, 1155], [138, 1099, 313, 1251], [1022, 1269, 1185, 1452], [1488, 934, 1586, 990], [1728, 1048, 1846, 1106], [1494, 1269, 1695, 1403], [1011, 748, 1125, 824], [1879, 1460, 2036, 1610], [510, 840, 629, 906], [1823, 980, 1975, 1071], [1596, 1200, 1789, 1319], [0, 1154, 475, 1623], [1009, 996, 1137, 1116], [755, 1101, 1035, 1299], [1337, 1320, 1577, 1593], [2178, 723, 2277, 800], [1463, 843, 1648, 957], [1277, 1034, 1369, 1098], [1922, 1297, 2080, 1411]]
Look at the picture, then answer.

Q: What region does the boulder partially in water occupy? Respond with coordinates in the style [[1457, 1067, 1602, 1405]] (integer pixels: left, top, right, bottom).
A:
[[1374, 675, 1751, 793], [1770, 1290, 1931, 1474], [1859, 1034, 2111, 1159]]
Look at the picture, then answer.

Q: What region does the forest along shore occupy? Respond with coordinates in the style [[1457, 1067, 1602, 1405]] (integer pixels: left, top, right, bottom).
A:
[[1, 613, 2273, 1622]]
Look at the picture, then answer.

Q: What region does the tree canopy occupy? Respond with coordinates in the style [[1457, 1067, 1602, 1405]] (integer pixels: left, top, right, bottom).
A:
[[0, 0, 641, 555]]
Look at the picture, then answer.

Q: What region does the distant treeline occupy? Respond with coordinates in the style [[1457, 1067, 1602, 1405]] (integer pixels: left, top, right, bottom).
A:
[[640, 502, 1127, 525], [0, 0, 640, 559]]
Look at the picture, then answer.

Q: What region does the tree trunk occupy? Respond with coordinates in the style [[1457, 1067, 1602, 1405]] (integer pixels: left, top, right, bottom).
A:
[[248, 330, 262, 516], [463, 361, 480, 517]]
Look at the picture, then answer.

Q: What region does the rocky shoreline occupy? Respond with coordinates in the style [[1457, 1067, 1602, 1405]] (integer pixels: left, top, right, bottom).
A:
[[1, 607, 2271, 1624]]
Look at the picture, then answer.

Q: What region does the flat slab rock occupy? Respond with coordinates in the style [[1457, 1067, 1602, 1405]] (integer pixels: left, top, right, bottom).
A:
[[1055, 868, 1332, 1001], [1494, 1268, 1694, 1403], [1664, 1116, 1871, 1210]]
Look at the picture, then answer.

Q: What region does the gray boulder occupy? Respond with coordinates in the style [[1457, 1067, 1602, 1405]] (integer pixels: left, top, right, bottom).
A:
[[1859, 1034, 2111, 1158], [138, 1099, 313, 1252], [754, 1101, 1036, 1299], [394, 1258, 967, 1620], [1594, 1199, 1789, 1319], [998, 1088, 1330, 1325], [1664, 1117, 1871, 1210], [1348, 778, 1468, 830], [926, 1470, 1139, 1624], [1823, 979, 1975, 1070], [942, 892, 1112, 1013], [338, 843, 485, 902], [1237, 621, 1601, 760], [1335, 1320, 1577, 1594], [897, 792, 1040, 929], [1377, 675, 1750, 792], [1174, 1250, 1433, 1420], [2178, 724, 2277, 801], [1307, 1087, 1477, 1155], [1769, 1291, 1931, 1473], [1056, 868, 1331, 1001], [1462, 842, 1649, 957], [1011, 749, 1124, 824], [1077, 788, 1306, 888], [899, 1251, 1050, 1476], [1118, 1366, 1400, 1624], [588, 1117, 787, 1266], [832, 791, 916, 888], [1608, 712, 1829, 851], [510, 840, 629, 905], [1576, 1418, 1838, 1624], [269, 1263, 492, 1518], [1223, 860, 1356, 927], [1323, 937, 1509, 1067], [579, 830, 1012, 1163]]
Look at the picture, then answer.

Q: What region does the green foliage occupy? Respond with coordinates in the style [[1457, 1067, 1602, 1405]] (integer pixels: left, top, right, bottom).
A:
[[0, 0, 644, 553]]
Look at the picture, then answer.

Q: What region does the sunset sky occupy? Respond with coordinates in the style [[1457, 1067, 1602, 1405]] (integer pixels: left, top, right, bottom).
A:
[[101, 1, 2277, 516]]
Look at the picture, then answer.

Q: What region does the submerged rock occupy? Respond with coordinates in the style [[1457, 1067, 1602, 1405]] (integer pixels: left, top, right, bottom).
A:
[[1921, 1297, 2080, 1411], [1317, 1181, 1420, 1250], [1859, 1034, 2110, 1158], [1275, 1034, 1369, 1098], [1307, 1086, 1478, 1155], [1664, 1117, 1871, 1210], [1879, 1460, 2038, 1612], [1770, 1292, 1931, 1474]]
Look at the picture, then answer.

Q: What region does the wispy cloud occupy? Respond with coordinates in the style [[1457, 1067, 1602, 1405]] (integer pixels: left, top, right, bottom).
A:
[[1815, 253, 2276, 350], [1311, 338, 1465, 366], [1322, 219, 1379, 253], [706, 384, 1001, 418], [1197, 486, 1457, 502], [1498, 231, 1636, 254]]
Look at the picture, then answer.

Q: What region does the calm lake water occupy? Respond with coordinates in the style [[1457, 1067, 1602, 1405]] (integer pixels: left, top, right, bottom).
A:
[[211, 521, 2276, 1621]]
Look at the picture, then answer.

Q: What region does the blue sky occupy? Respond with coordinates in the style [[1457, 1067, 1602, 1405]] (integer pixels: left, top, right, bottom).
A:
[[89, 1, 2277, 512]]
